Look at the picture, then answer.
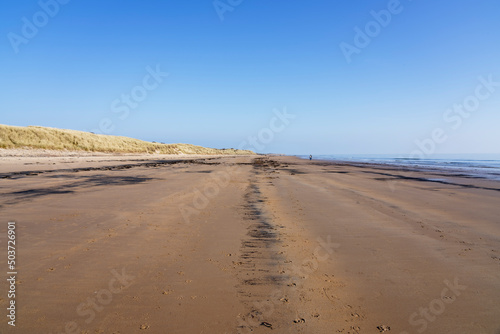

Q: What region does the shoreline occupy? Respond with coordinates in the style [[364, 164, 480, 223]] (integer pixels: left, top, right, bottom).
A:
[[300, 155, 500, 183]]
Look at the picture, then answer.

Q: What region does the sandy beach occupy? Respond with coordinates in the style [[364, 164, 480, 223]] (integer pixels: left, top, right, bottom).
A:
[[1, 154, 499, 333]]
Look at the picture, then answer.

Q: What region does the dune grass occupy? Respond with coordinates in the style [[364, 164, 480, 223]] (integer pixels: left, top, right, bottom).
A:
[[0, 124, 254, 155]]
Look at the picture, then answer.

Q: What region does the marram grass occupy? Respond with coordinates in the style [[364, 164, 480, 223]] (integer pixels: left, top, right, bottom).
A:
[[0, 124, 254, 155]]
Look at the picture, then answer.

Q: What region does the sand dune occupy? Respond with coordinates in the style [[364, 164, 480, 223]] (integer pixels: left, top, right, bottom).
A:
[[0, 124, 253, 155]]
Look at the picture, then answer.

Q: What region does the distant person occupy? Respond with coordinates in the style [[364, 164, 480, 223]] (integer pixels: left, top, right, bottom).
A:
[[309, 155, 312, 161]]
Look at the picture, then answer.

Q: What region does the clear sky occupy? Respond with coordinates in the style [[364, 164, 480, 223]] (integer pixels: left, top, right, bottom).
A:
[[1, 0, 499, 155]]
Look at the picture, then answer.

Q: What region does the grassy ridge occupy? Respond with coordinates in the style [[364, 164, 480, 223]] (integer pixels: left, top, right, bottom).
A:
[[0, 124, 254, 155]]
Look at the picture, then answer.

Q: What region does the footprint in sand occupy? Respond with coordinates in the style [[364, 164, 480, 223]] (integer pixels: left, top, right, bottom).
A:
[[261, 322, 273, 329], [377, 325, 391, 332]]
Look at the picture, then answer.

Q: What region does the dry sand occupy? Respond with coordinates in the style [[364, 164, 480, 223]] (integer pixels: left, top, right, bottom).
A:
[[0, 154, 499, 333]]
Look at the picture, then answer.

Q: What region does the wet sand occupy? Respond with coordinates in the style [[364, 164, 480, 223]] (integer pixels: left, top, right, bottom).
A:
[[0, 155, 499, 333]]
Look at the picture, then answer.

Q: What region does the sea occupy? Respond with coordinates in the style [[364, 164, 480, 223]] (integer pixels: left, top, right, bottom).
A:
[[296, 154, 500, 181]]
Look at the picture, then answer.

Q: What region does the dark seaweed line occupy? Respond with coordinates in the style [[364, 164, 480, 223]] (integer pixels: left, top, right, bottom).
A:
[[0, 158, 224, 179]]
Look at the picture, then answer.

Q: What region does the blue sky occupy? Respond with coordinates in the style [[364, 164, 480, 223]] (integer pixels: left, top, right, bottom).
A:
[[1, 0, 499, 155]]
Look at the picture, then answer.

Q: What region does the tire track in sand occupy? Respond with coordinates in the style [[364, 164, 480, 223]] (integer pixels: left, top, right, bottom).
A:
[[234, 158, 302, 333]]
